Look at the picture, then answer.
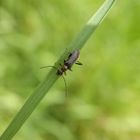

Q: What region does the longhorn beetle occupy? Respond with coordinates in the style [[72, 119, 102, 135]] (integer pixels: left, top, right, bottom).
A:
[[41, 50, 82, 95]]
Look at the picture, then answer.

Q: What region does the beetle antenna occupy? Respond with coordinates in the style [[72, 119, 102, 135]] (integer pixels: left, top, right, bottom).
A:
[[40, 65, 68, 96], [40, 65, 57, 69], [61, 75, 68, 97]]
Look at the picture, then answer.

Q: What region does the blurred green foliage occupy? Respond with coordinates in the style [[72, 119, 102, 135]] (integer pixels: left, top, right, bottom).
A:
[[0, 0, 140, 140]]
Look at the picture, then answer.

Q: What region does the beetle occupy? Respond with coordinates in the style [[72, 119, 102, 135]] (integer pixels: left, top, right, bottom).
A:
[[40, 50, 82, 96], [57, 50, 82, 75]]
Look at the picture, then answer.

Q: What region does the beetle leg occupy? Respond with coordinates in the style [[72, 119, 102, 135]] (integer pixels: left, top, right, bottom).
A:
[[75, 61, 83, 65], [64, 71, 67, 75]]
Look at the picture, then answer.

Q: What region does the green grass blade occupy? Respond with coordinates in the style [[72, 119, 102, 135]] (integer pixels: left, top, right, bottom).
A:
[[68, 0, 116, 51], [0, 0, 115, 140]]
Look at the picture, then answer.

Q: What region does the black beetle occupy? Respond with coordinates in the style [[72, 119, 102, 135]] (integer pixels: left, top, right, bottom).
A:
[[40, 50, 82, 95], [57, 50, 82, 75]]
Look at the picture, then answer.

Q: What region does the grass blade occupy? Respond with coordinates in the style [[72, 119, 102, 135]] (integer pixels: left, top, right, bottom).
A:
[[0, 0, 115, 140]]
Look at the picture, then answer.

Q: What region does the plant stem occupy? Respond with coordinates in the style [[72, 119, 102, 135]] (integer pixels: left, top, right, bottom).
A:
[[0, 0, 115, 140]]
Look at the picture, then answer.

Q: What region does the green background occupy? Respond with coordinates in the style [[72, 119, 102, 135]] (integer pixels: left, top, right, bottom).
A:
[[0, 0, 140, 140]]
